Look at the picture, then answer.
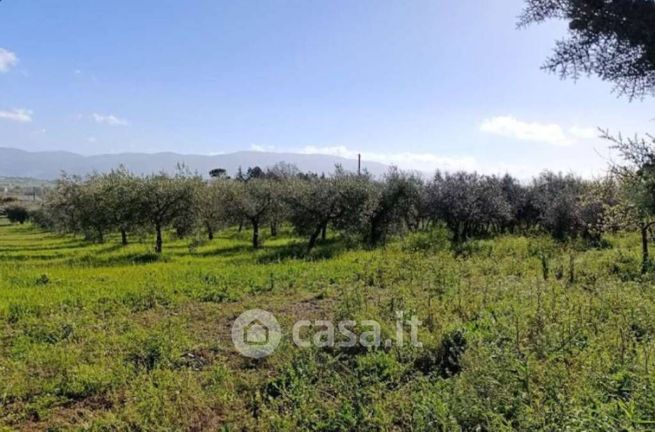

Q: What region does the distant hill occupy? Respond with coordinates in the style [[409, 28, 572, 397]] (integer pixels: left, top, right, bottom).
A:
[[0, 147, 390, 180]]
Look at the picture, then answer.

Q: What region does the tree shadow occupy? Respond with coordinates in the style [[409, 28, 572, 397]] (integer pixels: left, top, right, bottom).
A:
[[0, 241, 89, 253], [67, 251, 166, 267], [191, 243, 257, 258], [256, 238, 350, 263]]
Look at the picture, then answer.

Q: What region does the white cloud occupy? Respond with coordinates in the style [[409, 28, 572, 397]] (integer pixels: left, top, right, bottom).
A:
[[481, 116, 598, 147], [0, 108, 33, 123], [0, 48, 18, 73], [91, 113, 129, 126], [481, 116, 577, 146], [251, 144, 275, 152], [301, 145, 477, 173]]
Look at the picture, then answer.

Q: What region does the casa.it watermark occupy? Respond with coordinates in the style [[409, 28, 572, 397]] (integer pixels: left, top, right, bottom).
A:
[[231, 309, 422, 359]]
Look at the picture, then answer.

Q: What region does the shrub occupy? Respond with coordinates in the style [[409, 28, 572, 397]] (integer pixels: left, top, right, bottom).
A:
[[28, 207, 55, 229], [3, 205, 30, 224], [401, 226, 450, 254], [415, 329, 468, 378]]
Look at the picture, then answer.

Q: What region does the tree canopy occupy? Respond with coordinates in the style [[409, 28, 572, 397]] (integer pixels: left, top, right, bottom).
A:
[[520, 0, 655, 99]]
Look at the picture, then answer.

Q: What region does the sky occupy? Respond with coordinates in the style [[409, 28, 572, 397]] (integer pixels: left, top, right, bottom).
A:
[[1, 0, 654, 178]]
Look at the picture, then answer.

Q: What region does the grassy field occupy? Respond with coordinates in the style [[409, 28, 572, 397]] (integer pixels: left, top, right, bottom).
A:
[[2, 220, 655, 430]]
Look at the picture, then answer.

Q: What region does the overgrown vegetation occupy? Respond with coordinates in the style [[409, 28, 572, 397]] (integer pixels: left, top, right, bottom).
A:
[[2, 221, 655, 430]]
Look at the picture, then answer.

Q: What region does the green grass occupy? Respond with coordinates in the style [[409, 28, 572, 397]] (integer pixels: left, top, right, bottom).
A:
[[2, 222, 655, 430]]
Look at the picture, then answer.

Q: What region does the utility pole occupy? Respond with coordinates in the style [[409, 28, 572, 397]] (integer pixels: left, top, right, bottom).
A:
[[357, 153, 361, 176]]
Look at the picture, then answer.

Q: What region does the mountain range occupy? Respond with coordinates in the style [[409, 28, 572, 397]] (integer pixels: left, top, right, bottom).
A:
[[0, 147, 390, 180]]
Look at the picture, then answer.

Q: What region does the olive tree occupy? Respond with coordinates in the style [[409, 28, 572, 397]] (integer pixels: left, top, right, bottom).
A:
[[475, 175, 513, 236], [501, 174, 538, 232], [530, 172, 585, 241], [264, 163, 298, 237], [224, 178, 273, 249], [78, 174, 115, 242], [604, 132, 655, 271], [197, 179, 230, 240], [98, 167, 141, 245], [139, 172, 199, 253], [425, 172, 519, 242], [44, 173, 113, 242], [284, 168, 373, 252], [362, 168, 424, 246], [43, 174, 85, 234]]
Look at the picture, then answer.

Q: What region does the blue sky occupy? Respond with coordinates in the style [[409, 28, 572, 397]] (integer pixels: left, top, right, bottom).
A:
[[1, 0, 654, 177]]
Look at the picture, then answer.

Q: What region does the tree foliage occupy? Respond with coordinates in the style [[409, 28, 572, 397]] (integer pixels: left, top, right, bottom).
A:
[[139, 171, 199, 253], [33, 163, 627, 256], [3, 205, 29, 224], [520, 0, 655, 99], [603, 131, 655, 270]]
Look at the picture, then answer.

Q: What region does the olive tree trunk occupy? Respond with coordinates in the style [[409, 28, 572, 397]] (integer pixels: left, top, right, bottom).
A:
[[642, 222, 650, 274], [251, 219, 260, 249], [155, 223, 163, 253]]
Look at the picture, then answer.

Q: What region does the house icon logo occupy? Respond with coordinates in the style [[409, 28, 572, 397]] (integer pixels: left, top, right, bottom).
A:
[[231, 309, 281, 358]]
